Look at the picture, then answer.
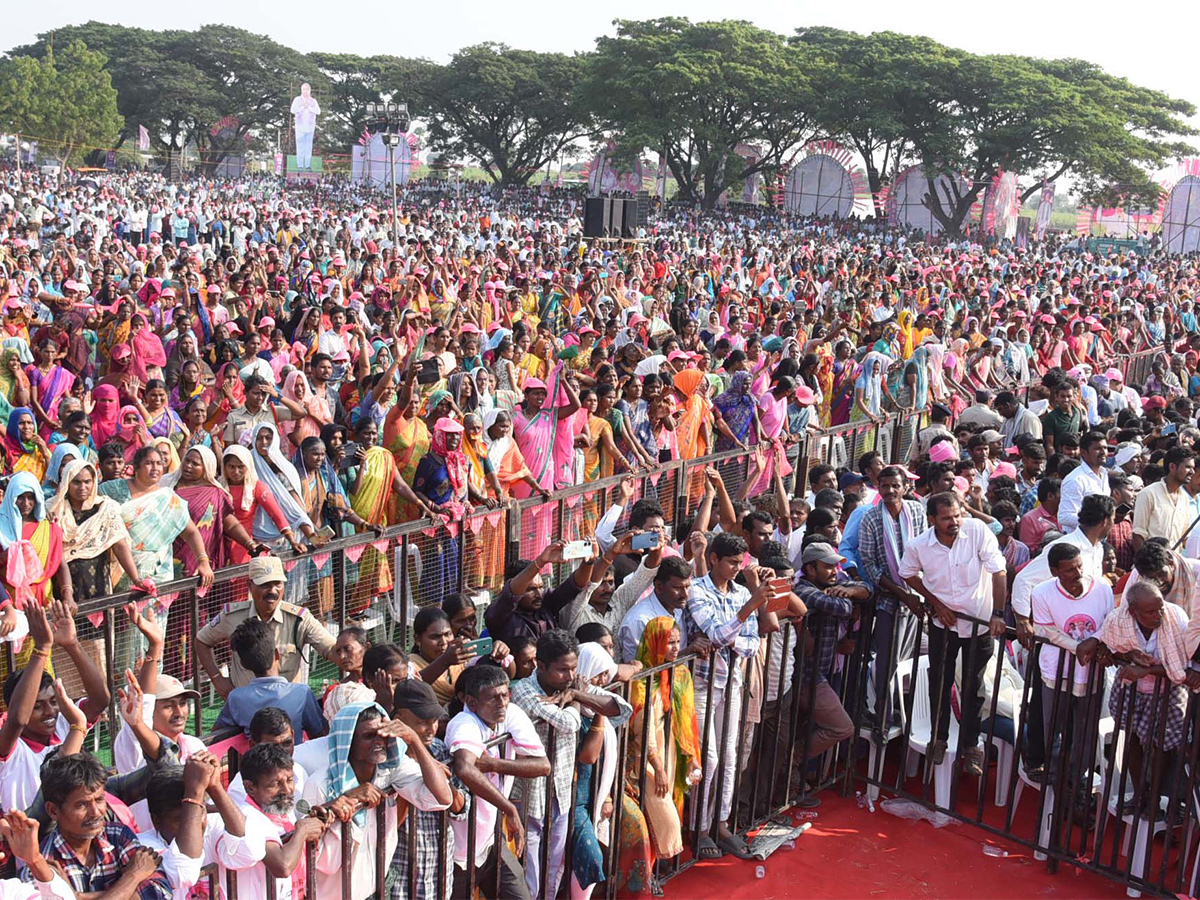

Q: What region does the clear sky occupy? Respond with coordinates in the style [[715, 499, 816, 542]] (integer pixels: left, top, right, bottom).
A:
[[5, 0, 1199, 152]]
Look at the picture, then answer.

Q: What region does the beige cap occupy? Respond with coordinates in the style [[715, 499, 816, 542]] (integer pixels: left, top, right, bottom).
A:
[[248, 555, 286, 585], [155, 674, 200, 703]]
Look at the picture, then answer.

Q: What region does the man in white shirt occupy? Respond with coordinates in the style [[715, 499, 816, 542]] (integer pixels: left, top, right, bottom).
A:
[[1132, 446, 1196, 554], [302, 703, 452, 900], [900, 492, 1006, 776], [233, 742, 327, 899], [1030, 543, 1112, 816], [290, 84, 321, 170], [448, 666, 549, 900], [1058, 431, 1110, 533], [617, 556, 696, 663], [139, 753, 265, 898]]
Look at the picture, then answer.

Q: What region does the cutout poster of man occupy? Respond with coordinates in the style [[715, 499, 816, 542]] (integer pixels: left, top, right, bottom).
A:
[[291, 83, 321, 170]]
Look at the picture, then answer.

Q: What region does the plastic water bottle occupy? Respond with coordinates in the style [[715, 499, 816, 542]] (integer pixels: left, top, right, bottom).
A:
[[755, 865, 766, 879], [855, 791, 867, 808], [982, 844, 1009, 858]]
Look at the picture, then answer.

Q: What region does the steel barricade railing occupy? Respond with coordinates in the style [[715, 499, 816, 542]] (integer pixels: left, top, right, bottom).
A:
[[843, 600, 1200, 898]]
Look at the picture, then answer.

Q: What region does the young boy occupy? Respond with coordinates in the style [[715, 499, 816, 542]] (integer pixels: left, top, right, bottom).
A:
[[212, 620, 326, 742]]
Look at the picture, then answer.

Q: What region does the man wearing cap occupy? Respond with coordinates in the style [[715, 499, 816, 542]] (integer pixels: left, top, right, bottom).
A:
[[996, 391, 1042, 449], [196, 555, 337, 697], [911, 403, 957, 462], [390, 679, 465, 899], [957, 390, 1004, 431], [856, 466, 928, 742], [790, 541, 864, 759]]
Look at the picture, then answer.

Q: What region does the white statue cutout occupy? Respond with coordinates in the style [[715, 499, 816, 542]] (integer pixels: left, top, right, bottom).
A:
[[290, 83, 321, 171]]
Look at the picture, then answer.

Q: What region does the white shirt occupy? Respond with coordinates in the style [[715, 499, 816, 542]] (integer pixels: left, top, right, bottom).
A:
[[445, 705, 544, 867], [1010, 528, 1105, 618], [0, 876, 76, 899], [1057, 462, 1109, 533], [0, 716, 70, 816], [1031, 577, 1113, 689], [617, 593, 683, 664], [301, 753, 451, 900], [228, 762, 308, 806], [231, 804, 296, 900], [138, 814, 266, 900], [290, 95, 320, 133], [113, 695, 207, 832], [898, 518, 1007, 637]]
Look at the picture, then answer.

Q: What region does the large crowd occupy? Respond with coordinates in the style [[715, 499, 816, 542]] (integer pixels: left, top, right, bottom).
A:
[[0, 165, 1194, 898]]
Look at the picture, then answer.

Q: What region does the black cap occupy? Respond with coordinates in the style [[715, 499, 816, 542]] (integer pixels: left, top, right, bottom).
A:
[[930, 402, 952, 418], [392, 679, 447, 720]]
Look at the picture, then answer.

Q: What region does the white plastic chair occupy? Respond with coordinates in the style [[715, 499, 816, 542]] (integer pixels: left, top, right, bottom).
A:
[[859, 657, 913, 802], [905, 655, 960, 809], [1103, 729, 1170, 897]]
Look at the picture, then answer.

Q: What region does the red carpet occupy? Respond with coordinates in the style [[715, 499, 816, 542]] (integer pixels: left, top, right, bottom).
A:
[[663, 791, 1129, 900]]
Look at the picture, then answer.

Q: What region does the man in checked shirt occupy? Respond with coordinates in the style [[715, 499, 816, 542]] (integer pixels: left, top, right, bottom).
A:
[[510, 630, 631, 899]]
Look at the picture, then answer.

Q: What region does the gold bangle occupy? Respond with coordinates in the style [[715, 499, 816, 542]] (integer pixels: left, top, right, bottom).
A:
[[31, 646, 51, 659], [68, 724, 87, 735], [182, 797, 205, 808]]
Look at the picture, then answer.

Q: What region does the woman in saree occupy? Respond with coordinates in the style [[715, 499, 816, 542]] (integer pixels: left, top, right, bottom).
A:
[[412, 417, 474, 601], [168, 359, 208, 412], [481, 408, 549, 588], [672, 368, 711, 503], [628, 618, 701, 875], [25, 338, 75, 439], [511, 367, 579, 557], [828, 340, 857, 426], [5, 407, 50, 481], [97, 444, 214, 671], [220, 444, 309, 563], [0, 349, 31, 421], [382, 370, 431, 520], [90, 384, 121, 449], [135, 379, 186, 451], [163, 329, 203, 390], [748, 375, 796, 496], [279, 369, 331, 450], [572, 642, 654, 900], [42, 442, 81, 500], [711, 371, 757, 453], [112, 405, 151, 464], [49, 459, 150, 604], [293, 436, 377, 621], [204, 362, 244, 434], [850, 352, 892, 452], [128, 314, 167, 385], [164, 445, 261, 574], [0, 470, 69, 613]]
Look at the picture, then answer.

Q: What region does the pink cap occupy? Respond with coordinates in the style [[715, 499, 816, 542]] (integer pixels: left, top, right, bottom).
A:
[[794, 385, 816, 405], [953, 475, 970, 494], [523, 377, 547, 391], [929, 442, 958, 463], [991, 461, 1019, 479], [434, 417, 464, 433]]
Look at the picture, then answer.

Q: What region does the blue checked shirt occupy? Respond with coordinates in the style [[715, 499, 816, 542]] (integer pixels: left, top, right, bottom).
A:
[[856, 499, 928, 612], [33, 821, 172, 899], [683, 574, 761, 688], [791, 576, 858, 684]]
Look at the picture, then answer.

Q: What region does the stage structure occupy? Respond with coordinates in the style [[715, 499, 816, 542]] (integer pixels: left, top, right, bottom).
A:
[[351, 133, 416, 188], [1161, 160, 1200, 254], [888, 165, 973, 235], [783, 142, 871, 217]]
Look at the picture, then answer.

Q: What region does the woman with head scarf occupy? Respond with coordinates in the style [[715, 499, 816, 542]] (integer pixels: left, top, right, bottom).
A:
[[849, 351, 892, 451], [571, 642, 654, 899], [112, 405, 151, 464], [4, 407, 50, 481], [41, 442, 81, 500], [672, 368, 711, 503], [90, 384, 121, 450], [279, 369, 331, 451], [628, 617, 701, 865], [128, 314, 168, 385], [220, 444, 309, 563], [0, 349, 31, 420], [0, 470, 68, 611], [299, 701, 451, 900], [48, 459, 150, 604], [164, 445, 262, 574], [413, 418, 471, 601], [711, 371, 757, 452], [247, 422, 316, 550]]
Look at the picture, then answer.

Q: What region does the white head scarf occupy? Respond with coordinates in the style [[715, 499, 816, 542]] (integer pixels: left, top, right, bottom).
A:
[[576, 642, 619, 845], [220, 444, 258, 512]]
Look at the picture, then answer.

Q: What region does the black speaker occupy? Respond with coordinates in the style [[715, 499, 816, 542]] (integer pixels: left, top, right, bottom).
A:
[[583, 197, 606, 238], [621, 198, 639, 237], [606, 198, 625, 238], [635, 191, 651, 227]]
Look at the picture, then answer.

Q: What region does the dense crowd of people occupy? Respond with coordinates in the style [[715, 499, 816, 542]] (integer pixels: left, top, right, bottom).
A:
[[0, 164, 1195, 898]]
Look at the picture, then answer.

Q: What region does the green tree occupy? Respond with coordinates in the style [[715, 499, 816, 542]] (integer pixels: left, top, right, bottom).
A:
[[586, 19, 822, 209], [425, 43, 593, 186], [0, 39, 123, 166]]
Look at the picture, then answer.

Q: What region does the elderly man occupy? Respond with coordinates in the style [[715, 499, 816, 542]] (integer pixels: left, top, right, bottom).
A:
[[197, 556, 337, 697], [996, 390, 1043, 449]]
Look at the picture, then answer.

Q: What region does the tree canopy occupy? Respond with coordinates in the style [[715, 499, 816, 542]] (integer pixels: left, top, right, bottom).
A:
[[3, 20, 1194, 223], [0, 38, 123, 166]]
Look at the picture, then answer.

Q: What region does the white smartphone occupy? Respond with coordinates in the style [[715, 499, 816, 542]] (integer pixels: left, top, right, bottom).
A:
[[563, 540, 593, 561]]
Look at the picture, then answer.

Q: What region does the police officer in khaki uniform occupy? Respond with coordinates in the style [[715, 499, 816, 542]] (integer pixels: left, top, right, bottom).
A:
[[196, 555, 337, 697]]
